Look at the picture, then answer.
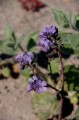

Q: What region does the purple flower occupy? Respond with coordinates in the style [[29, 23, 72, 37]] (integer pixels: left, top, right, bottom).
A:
[[15, 51, 34, 68], [39, 26, 58, 40], [27, 75, 47, 93], [37, 26, 58, 52], [37, 39, 54, 52]]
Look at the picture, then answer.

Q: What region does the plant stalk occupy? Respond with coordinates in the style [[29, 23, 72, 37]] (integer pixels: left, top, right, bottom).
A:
[[47, 84, 61, 94], [18, 43, 24, 51]]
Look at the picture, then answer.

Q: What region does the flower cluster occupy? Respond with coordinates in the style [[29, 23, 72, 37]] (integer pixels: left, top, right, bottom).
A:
[[15, 51, 47, 93], [39, 26, 58, 39], [37, 39, 54, 52], [15, 51, 34, 68], [37, 26, 58, 52], [27, 75, 47, 93], [15, 25, 59, 94]]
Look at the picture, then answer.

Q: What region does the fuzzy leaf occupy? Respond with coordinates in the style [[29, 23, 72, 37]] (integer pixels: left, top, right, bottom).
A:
[[74, 13, 79, 30], [68, 91, 78, 104], [0, 45, 18, 55], [32, 92, 59, 120], [52, 9, 69, 28], [0, 24, 19, 55], [25, 32, 38, 51], [64, 65, 79, 93], [48, 59, 59, 74], [27, 38, 36, 51], [4, 24, 16, 42], [20, 68, 30, 85], [60, 32, 79, 55]]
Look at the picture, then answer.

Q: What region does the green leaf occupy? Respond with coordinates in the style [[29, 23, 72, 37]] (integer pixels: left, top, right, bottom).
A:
[[0, 39, 19, 55], [48, 59, 59, 74], [1, 67, 10, 78], [20, 68, 30, 85], [0, 41, 4, 48], [60, 32, 79, 55], [27, 38, 36, 51], [32, 92, 59, 120], [36, 112, 50, 120], [29, 31, 38, 40], [70, 34, 79, 54], [25, 31, 38, 51], [68, 91, 78, 104], [64, 65, 79, 92], [4, 23, 16, 42], [60, 32, 74, 55], [0, 24, 19, 55], [74, 13, 79, 30], [0, 43, 18, 55], [52, 9, 69, 28]]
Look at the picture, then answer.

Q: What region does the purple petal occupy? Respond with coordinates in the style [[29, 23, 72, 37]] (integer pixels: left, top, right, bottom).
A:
[[39, 32, 46, 39], [42, 46, 50, 52], [15, 51, 34, 66], [39, 26, 58, 40], [26, 57, 32, 63], [37, 39, 51, 52], [15, 53, 23, 62], [28, 78, 34, 83], [50, 26, 56, 33], [27, 52, 34, 59], [38, 80, 42, 86], [27, 84, 32, 92], [37, 39, 45, 46], [41, 81, 47, 87], [40, 28, 47, 34], [36, 87, 47, 94], [33, 75, 38, 81]]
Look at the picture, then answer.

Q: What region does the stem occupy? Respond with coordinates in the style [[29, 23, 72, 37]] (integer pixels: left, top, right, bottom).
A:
[[18, 43, 24, 51], [58, 96, 63, 120], [57, 50, 64, 120], [47, 84, 60, 94], [29, 64, 35, 74]]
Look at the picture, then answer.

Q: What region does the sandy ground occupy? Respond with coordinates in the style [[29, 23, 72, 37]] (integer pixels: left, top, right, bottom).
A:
[[0, 0, 79, 34], [0, 77, 38, 120], [0, 0, 79, 120]]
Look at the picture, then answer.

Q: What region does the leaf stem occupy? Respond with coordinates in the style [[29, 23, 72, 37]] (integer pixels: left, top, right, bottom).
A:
[[18, 43, 24, 51], [47, 84, 61, 94]]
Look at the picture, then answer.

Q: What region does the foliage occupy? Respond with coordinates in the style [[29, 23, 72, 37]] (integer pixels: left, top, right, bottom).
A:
[[32, 92, 59, 120], [0, 24, 19, 55], [26, 31, 38, 51], [74, 13, 79, 30], [48, 58, 59, 74], [52, 9, 69, 28], [52, 9, 79, 55], [59, 32, 79, 55], [20, 68, 31, 85]]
